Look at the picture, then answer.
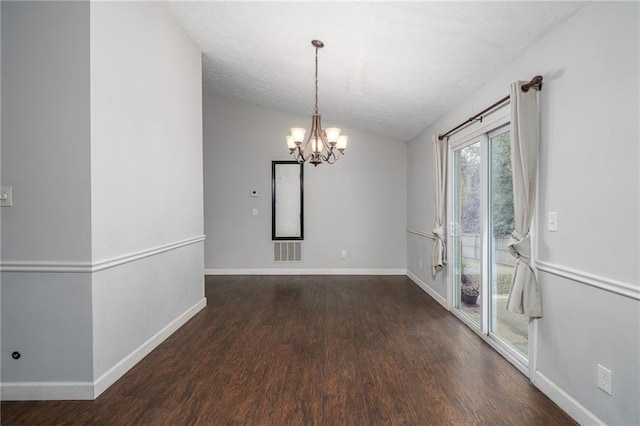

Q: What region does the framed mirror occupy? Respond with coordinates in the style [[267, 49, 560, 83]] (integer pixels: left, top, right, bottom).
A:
[[272, 161, 304, 240]]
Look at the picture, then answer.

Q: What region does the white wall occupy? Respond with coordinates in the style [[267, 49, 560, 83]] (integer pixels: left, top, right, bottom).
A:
[[1, 1, 91, 263], [0, 2, 3, 396], [89, 1, 205, 391], [406, 136, 447, 304], [1, 0, 94, 387], [1, 1, 205, 400], [1, 274, 93, 383], [90, 2, 204, 261], [203, 94, 407, 273], [406, 2, 639, 425]]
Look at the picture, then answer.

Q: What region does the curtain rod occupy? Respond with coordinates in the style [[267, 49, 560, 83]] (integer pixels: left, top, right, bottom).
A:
[[438, 75, 543, 141]]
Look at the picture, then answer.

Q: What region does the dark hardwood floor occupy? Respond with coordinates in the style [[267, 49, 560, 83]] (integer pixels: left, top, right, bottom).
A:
[[1, 275, 575, 425]]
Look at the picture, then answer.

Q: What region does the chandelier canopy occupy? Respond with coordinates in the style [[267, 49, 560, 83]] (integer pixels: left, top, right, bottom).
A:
[[286, 40, 348, 167]]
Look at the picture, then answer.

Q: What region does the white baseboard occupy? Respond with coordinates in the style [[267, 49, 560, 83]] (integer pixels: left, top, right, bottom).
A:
[[1, 381, 95, 401], [533, 371, 604, 426], [93, 297, 207, 398], [406, 271, 449, 310], [1, 298, 207, 401], [205, 268, 407, 276]]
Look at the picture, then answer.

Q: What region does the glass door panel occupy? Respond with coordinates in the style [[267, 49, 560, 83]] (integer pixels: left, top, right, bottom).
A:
[[489, 129, 528, 357], [453, 141, 482, 327]]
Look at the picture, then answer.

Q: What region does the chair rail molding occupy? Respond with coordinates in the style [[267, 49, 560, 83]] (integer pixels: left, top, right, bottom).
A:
[[0, 235, 206, 274], [536, 259, 639, 301]]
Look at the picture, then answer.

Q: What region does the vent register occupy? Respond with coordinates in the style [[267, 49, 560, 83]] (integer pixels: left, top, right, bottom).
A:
[[274, 241, 302, 262]]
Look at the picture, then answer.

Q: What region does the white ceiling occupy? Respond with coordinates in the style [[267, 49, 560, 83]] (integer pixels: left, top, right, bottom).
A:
[[166, 1, 585, 142]]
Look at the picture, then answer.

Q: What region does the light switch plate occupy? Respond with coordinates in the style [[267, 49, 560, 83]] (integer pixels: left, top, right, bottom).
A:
[[547, 211, 558, 232], [0, 187, 13, 207]]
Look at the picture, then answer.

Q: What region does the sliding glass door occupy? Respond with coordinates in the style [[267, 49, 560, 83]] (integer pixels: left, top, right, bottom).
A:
[[488, 129, 528, 359], [452, 138, 483, 329], [450, 123, 528, 371]]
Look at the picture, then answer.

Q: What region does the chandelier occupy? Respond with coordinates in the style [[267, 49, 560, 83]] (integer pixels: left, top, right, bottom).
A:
[[286, 40, 348, 166]]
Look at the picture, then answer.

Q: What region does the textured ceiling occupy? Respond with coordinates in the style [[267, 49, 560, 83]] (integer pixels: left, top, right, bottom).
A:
[[166, 1, 585, 142]]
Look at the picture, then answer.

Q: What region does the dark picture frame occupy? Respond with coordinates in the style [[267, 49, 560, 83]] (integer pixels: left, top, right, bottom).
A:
[[272, 161, 304, 240]]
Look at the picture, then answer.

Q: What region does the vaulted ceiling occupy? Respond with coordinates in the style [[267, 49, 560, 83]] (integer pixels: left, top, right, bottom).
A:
[[166, 1, 585, 142]]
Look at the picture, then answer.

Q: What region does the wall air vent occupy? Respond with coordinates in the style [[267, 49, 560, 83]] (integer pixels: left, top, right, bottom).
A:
[[273, 241, 302, 262]]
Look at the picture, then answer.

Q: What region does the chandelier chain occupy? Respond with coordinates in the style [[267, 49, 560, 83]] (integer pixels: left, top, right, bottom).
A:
[[314, 46, 319, 113]]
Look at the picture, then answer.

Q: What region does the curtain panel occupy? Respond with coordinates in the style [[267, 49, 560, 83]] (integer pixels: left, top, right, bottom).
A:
[[506, 81, 542, 318], [432, 135, 447, 277]]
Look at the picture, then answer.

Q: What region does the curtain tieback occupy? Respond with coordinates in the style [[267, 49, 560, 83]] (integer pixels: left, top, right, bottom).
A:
[[433, 224, 445, 241], [507, 231, 531, 264]]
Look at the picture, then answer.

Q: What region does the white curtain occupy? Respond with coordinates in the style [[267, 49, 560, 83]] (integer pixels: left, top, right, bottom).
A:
[[506, 81, 542, 318], [432, 135, 447, 277]]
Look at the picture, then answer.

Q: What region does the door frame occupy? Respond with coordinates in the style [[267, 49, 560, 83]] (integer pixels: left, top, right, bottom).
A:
[[445, 104, 534, 378]]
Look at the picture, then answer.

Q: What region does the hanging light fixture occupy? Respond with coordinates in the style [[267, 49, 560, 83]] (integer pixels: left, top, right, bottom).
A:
[[286, 40, 348, 167]]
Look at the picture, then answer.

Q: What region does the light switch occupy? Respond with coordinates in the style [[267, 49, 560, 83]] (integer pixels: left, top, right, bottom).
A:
[[547, 211, 558, 232], [250, 190, 259, 197], [252, 208, 258, 216], [0, 187, 13, 207]]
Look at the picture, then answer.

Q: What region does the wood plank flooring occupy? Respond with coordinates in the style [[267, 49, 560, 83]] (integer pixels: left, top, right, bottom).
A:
[[1, 275, 576, 425]]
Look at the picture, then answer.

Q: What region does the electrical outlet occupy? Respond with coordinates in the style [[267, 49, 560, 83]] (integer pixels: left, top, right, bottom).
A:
[[597, 364, 612, 395]]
